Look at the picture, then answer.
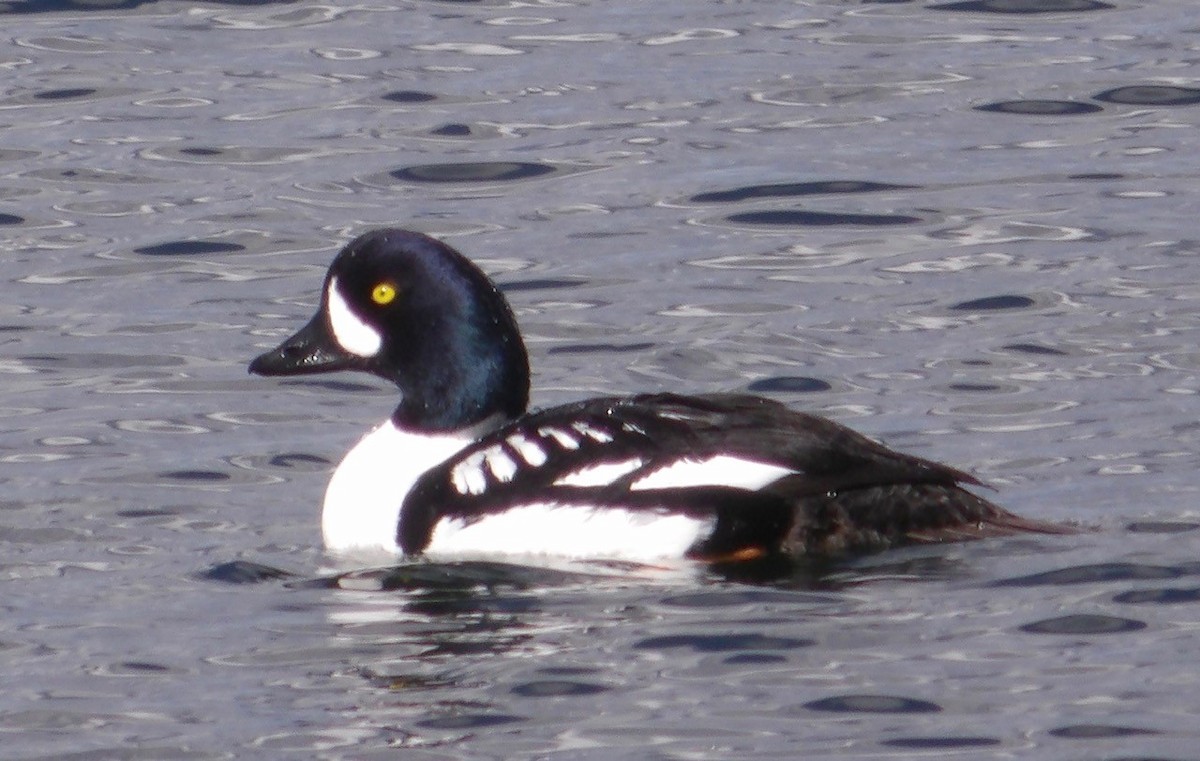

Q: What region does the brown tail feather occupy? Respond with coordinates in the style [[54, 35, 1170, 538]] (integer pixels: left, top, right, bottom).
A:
[[783, 483, 1074, 556]]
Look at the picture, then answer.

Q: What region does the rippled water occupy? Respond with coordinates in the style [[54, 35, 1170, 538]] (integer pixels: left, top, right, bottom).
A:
[[5, 0, 1200, 757]]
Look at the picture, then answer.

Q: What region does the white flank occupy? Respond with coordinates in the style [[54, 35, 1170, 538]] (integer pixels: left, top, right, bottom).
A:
[[554, 458, 644, 487], [631, 454, 794, 491], [326, 277, 382, 358], [426, 503, 712, 560], [322, 420, 478, 555]]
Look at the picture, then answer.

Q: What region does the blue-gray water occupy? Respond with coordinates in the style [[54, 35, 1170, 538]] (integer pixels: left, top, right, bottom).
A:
[[5, 0, 1200, 758]]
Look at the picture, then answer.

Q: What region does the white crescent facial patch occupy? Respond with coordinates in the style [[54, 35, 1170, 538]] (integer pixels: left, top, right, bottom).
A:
[[327, 276, 383, 358]]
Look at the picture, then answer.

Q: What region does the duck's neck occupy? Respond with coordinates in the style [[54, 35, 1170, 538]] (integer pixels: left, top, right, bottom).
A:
[[390, 326, 530, 432]]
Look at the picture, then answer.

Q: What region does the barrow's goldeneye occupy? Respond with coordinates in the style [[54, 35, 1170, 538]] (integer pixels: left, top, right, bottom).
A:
[[249, 229, 1067, 562]]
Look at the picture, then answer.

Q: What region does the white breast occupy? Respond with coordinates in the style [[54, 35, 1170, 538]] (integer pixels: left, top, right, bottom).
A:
[[321, 420, 477, 555]]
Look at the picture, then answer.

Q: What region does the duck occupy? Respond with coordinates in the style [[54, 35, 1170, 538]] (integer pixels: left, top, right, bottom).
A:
[[249, 228, 1067, 563]]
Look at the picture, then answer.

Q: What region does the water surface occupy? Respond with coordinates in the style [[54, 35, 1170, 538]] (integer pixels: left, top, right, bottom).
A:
[[4, 0, 1200, 758]]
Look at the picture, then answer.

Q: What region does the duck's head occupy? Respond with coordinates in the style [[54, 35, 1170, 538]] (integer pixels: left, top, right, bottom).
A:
[[249, 229, 530, 431]]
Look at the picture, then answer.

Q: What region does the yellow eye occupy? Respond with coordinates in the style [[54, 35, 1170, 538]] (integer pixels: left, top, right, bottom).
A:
[[371, 282, 397, 305]]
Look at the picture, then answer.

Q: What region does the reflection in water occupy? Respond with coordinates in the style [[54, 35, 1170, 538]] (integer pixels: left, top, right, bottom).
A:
[[290, 559, 854, 749], [930, 0, 1114, 12], [430, 123, 474, 137], [974, 100, 1104, 115], [510, 680, 609, 697], [746, 376, 832, 394], [1049, 724, 1158, 738], [134, 240, 246, 256], [34, 87, 97, 100], [1114, 587, 1200, 604], [1093, 85, 1200, 106], [804, 694, 942, 713], [390, 162, 559, 183], [380, 90, 438, 104], [689, 181, 917, 204], [300, 562, 647, 742], [201, 559, 297, 584], [884, 736, 1003, 749], [950, 294, 1036, 311], [1, 86, 135, 108], [313, 560, 601, 594], [1002, 343, 1070, 356], [724, 209, 922, 227], [993, 561, 1188, 586], [158, 468, 231, 482], [0, 0, 291, 12], [635, 632, 815, 652], [142, 144, 337, 165], [1019, 613, 1147, 634], [547, 341, 655, 356]]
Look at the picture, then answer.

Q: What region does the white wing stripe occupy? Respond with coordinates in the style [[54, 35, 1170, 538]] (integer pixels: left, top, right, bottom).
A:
[[507, 434, 548, 466], [539, 427, 580, 450], [450, 450, 489, 495], [485, 448, 518, 482], [571, 421, 614, 443], [554, 458, 644, 487], [631, 455, 794, 492]]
